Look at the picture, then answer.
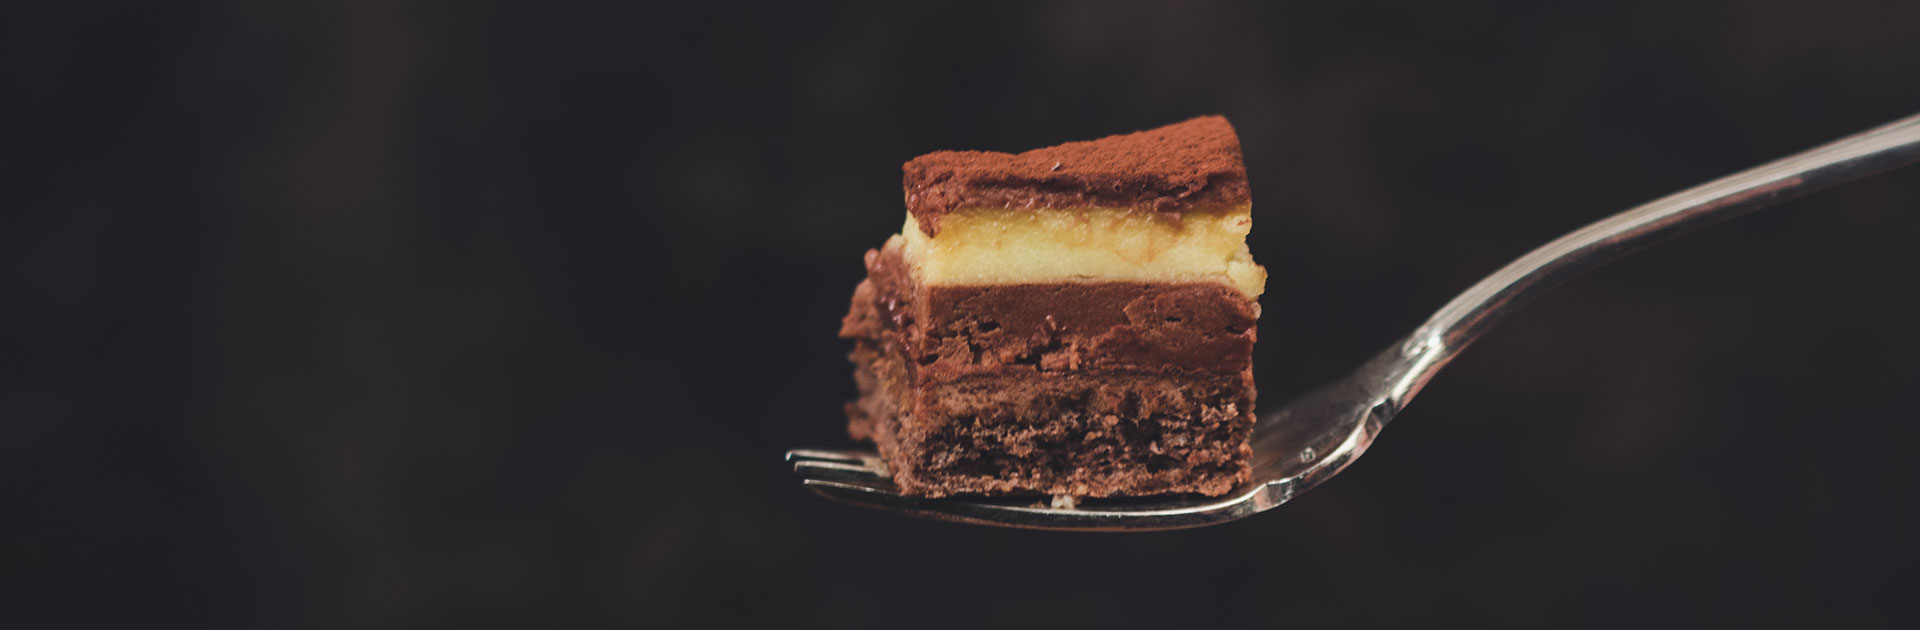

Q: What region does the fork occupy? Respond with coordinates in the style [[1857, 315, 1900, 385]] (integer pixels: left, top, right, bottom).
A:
[[788, 111, 1920, 531]]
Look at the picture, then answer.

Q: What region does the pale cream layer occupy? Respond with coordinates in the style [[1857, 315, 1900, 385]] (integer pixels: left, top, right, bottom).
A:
[[897, 205, 1265, 298]]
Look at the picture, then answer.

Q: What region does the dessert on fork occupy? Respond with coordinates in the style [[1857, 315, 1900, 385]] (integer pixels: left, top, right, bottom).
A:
[[840, 116, 1265, 498]]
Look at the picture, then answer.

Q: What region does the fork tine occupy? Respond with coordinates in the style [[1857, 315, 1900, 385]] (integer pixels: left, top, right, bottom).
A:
[[802, 477, 907, 504], [793, 459, 888, 483], [800, 479, 1121, 530], [784, 448, 874, 464], [803, 477, 1270, 532]]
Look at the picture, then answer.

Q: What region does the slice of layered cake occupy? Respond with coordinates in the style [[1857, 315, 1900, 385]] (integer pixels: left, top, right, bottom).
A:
[[840, 116, 1265, 498]]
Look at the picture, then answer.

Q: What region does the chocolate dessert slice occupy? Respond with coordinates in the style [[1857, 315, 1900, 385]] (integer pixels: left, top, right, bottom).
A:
[[840, 116, 1265, 498]]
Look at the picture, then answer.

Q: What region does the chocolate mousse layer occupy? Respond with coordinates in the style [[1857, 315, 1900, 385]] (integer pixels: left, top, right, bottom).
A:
[[849, 244, 1257, 377]]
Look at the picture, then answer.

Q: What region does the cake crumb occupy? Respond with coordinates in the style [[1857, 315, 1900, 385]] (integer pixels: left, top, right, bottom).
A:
[[1050, 494, 1079, 510]]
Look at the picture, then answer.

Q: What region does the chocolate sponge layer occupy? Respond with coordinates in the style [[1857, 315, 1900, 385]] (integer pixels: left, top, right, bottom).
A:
[[847, 354, 1253, 497]]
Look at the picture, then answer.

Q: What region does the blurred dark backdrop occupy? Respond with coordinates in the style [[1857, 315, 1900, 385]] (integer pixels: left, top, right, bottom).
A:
[[8, 1, 1920, 627]]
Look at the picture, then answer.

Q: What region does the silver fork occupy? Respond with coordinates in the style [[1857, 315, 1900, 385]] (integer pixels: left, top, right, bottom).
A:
[[788, 111, 1920, 531]]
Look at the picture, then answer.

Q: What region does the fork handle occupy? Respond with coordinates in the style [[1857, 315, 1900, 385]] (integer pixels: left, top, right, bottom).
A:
[[1381, 111, 1920, 413]]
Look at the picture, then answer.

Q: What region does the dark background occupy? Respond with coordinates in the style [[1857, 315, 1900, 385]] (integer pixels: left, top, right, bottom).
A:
[[9, 1, 1920, 627]]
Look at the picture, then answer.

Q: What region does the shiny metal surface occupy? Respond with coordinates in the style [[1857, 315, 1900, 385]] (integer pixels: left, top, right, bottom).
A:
[[788, 111, 1920, 531]]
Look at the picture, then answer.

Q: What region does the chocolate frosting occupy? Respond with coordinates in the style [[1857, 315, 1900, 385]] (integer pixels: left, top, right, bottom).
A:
[[902, 116, 1251, 236]]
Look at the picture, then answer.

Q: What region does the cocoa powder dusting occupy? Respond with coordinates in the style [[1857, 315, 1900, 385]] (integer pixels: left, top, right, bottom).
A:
[[901, 116, 1251, 235]]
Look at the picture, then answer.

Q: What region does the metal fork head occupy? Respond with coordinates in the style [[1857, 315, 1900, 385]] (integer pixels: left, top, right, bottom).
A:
[[787, 365, 1398, 532]]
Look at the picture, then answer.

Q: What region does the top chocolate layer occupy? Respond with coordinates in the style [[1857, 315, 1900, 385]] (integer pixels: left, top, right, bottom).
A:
[[902, 116, 1251, 236]]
